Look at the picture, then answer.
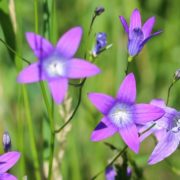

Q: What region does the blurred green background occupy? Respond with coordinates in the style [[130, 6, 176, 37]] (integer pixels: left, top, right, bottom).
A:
[[0, 0, 180, 179]]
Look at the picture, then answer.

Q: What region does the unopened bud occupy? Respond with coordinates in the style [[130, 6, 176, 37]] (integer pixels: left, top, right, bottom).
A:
[[105, 166, 116, 180], [94, 6, 105, 16], [174, 69, 180, 80], [3, 131, 11, 152], [127, 166, 132, 177]]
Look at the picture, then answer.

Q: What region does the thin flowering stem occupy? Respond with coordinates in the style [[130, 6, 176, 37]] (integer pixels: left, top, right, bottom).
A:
[[33, 0, 56, 178], [39, 82, 55, 180], [91, 123, 157, 179], [91, 145, 128, 180], [34, 0, 39, 34], [55, 78, 86, 133], [22, 86, 41, 180], [0, 38, 31, 64], [166, 80, 176, 105]]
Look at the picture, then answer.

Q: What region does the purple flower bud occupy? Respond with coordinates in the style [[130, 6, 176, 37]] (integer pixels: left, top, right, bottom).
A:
[[105, 166, 116, 180], [3, 131, 11, 152], [94, 6, 105, 16], [174, 69, 180, 80], [126, 166, 132, 177], [92, 32, 107, 56]]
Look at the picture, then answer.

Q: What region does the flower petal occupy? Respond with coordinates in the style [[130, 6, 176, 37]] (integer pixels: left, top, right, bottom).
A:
[[17, 62, 45, 83], [26, 32, 54, 59], [0, 152, 20, 173], [48, 78, 68, 104], [0, 173, 17, 180], [148, 132, 179, 165], [117, 73, 136, 104], [56, 27, 83, 59], [88, 93, 116, 115], [154, 129, 167, 141], [119, 123, 139, 153], [138, 123, 155, 142], [133, 104, 165, 124], [91, 117, 117, 141], [64, 58, 101, 78], [129, 9, 141, 32], [119, 16, 129, 34], [140, 30, 162, 49], [142, 17, 155, 39], [150, 99, 166, 108]]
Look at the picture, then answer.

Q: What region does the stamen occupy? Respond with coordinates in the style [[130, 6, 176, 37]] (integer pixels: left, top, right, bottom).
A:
[[43, 55, 66, 78], [108, 103, 132, 128]]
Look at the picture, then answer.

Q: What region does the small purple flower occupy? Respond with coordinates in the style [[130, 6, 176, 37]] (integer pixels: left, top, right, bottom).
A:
[[17, 27, 101, 104], [0, 151, 20, 180], [88, 73, 165, 153], [105, 166, 116, 180], [147, 101, 180, 165], [119, 9, 162, 57], [92, 32, 107, 56]]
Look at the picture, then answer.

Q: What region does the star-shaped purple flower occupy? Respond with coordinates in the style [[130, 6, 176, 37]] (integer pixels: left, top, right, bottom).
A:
[[119, 9, 162, 57], [146, 100, 180, 165], [0, 151, 20, 180], [17, 27, 101, 104], [88, 73, 165, 153]]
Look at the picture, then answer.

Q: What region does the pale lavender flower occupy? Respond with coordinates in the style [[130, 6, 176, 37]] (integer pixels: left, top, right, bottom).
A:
[[119, 9, 162, 57], [17, 27, 101, 104], [88, 73, 164, 153], [138, 99, 175, 142], [0, 151, 20, 180], [105, 166, 116, 180], [147, 101, 180, 165]]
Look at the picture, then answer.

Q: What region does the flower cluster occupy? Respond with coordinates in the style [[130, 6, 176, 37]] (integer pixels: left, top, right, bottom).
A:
[[14, 6, 180, 179]]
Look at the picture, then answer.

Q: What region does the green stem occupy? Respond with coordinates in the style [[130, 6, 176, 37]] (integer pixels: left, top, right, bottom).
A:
[[166, 80, 176, 105], [39, 82, 55, 180], [91, 145, 128, 180], [22, 86, 41, 180], [55, 78, 86, 133], [0, 38, 30, 64], [34, 0, 39, 33]]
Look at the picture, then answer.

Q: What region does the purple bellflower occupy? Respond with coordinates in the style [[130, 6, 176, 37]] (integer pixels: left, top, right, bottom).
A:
[[105, 166, 116, 180], [0, 151, 20, 180], [138, 99, 173, 142], [88, 73, 165, 153], [119, 9, 162, 57], [17, 27, 101, 104], [146, 100, 180, 165], [92, 32, 107, 57]]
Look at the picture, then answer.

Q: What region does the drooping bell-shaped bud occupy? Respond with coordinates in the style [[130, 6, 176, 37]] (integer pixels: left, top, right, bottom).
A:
[[3, 131, 11, 152]]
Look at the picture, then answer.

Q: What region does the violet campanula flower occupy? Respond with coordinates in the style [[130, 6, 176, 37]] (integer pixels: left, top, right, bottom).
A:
[[105, 166, 116, 180], [0, 151, 20, 180], [119, 9, 162, 57], [147, 101, 180, 165], [92, 32, 107, 57], [88, 73, 165, 153], [17, 27, 101, 104], [138, 99, 174, 142]]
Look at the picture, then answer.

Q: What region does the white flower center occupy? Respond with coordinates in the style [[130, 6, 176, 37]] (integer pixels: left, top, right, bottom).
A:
[[108, 103, 132, 128], [43, 56, 66, 78]]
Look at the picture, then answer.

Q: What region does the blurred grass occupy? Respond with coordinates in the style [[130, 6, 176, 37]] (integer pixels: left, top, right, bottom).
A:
[[0, 0, 180, 179]]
